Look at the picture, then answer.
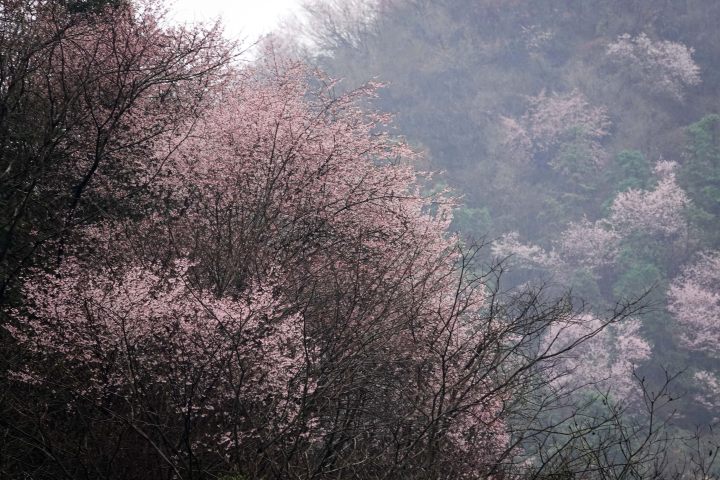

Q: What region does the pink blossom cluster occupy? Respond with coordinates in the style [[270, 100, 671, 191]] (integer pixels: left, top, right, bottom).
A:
[[11, 254, 309, 440], [492, 231, 560, 271], [606, 33, 701, 100], [542, 314, 651, 401], [492, 217, 621, 277], [502, 90, 611, 171], [36, 0, 232, 202], [693, 370, 720, 414], [668, 251, 720, 357], [610, 161, 690, 236], [558, 219, 621, 269]]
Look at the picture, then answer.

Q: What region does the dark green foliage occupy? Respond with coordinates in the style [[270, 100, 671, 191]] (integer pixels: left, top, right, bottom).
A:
[[681, 114, 720, 247], [609, 150, 652, 194], [451, 205, 492, 238], [612, 261, 662, 301]]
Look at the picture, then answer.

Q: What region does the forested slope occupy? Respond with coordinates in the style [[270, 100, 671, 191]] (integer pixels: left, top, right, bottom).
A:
[[287, 0, 720, 429]]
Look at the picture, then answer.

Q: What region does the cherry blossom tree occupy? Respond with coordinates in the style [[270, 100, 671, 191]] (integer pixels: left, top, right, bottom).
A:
[[606, 33, 701, 101], [491, 229, 651, 401], [693, 370, 720, 414], [492, 217, 620, 278], [668, 251, 720, 358], [558, 219, 622, 270], [492, 161, 690, 306], [492, 231, 561, 271], [668, 252, 720, 419], [502, 90, 611, 173], [10, 252, 310, 465], [610, 160, 690, 236], [542, 314, 651, 401]]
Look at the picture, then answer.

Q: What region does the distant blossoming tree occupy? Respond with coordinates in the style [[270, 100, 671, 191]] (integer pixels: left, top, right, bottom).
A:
[[558, 219, 622, 269], [502, 90, 611, 173], [606, 33, 701, 100], [668, 251, 720, 357], [542, 314, 651, 401], [492, 217, 620, 277], [492, 231, 561, 271], [610, 160, 690, 236], [693, 370, 720, 413]]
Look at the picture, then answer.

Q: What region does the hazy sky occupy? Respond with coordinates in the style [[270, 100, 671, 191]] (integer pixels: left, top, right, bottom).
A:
[[168, 0, 304, 42]]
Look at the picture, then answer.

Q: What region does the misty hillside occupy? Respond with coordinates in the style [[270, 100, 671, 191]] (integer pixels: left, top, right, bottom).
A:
[[281, 0, 720, 428]]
